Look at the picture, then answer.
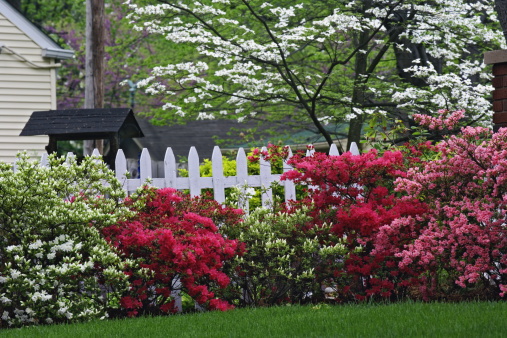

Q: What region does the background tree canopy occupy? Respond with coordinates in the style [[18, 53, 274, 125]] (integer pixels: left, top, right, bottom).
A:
[[126, 0, 504, 151], [12, 0, 505, 151]]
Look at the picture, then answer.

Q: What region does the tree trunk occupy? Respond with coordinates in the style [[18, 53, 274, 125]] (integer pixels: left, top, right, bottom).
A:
[[347, 30, 370, 152]]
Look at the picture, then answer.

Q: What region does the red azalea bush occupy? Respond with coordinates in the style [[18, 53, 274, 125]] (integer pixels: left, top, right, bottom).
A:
[[102, 187, 244, 317], [282, 149, 426, 301], [384, 125, 507, 299]]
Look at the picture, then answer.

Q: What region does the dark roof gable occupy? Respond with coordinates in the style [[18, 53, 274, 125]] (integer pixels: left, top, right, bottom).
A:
[[20, 108, 144, 140]]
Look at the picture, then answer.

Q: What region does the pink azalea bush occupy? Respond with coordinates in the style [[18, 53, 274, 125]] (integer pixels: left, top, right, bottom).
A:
[[377, 123, 507, 299], [413, 109, 465, 131]]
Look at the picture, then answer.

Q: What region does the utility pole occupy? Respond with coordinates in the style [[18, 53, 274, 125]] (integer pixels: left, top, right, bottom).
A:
[[84, 0, 105, 155]]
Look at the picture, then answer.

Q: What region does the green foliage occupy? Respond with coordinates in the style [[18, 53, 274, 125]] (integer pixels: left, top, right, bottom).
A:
[[0, 153, 132, 327], [19, 0, 85, 29], [178, 148, 305, 211], [219, 206, 352, 306]]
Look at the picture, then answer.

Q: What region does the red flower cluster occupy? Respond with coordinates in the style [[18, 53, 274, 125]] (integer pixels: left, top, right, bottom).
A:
[[282, 149, 426, 300], [102, 188, 244, 316], [247, 144, 290, 163]]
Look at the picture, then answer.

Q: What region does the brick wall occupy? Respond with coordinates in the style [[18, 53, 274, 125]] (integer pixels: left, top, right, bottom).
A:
[[485, 50, 507, 132]]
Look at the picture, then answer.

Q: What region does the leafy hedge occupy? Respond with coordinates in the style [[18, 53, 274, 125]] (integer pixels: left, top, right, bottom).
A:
[[3, 111, 507, 329]]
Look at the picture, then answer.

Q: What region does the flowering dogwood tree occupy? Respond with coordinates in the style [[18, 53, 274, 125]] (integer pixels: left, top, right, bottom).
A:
[[126, 0, 504, 150]]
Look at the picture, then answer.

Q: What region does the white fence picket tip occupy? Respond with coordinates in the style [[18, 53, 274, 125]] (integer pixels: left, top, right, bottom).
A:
[[212, 146, 226, 203], [164, 147, 177, 190], [329, 144, 340, 156], [40, 152, 49, 168], [115, 149, 128, 191], [284, 146, 296, 202], [236, 147, 249, 213], [140, 148, 152, 185], [259, 146, 272, 207], [188, 147, 201, 197], [350, 142, 360, 155]]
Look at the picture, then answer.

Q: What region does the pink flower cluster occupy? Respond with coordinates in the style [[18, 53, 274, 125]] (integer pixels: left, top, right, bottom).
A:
[[413, 109, 465, 130], [384, 125, 507, 298]]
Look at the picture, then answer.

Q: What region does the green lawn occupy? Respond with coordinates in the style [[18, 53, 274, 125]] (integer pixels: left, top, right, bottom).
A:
[[3, 301, 506, 337]]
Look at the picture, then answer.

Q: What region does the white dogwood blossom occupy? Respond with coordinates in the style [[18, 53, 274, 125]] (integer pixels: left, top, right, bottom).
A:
[[128, 0, 504, 145]]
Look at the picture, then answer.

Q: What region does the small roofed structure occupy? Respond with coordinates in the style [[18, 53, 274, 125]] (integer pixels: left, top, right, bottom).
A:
[[20, 108, 144, 167]]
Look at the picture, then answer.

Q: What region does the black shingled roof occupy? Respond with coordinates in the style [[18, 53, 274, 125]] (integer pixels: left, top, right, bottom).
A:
[[20, 108, 144, 140]]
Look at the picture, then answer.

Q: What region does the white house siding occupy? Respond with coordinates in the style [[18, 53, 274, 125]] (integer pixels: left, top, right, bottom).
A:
[[0, 12, 55, 162]]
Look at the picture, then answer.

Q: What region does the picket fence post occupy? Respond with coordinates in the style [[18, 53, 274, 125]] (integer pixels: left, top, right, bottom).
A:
[[140, 148, 152, 185], [164, 148, 177, 189], [350, 142, 360, 155], [329, 144, 340, 156], [212, 146, 226, 203], [259, 146, 273, 207], [188, 147, 200, 197], [115, 149, 128, 191], [284, 147, 296, 202], [40, 152, 49, 168], [236, 147, 249, 214]]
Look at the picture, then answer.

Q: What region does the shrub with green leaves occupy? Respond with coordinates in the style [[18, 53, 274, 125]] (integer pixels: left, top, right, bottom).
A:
[[0, 153, 132, 327], [180, 148, 306, 210], [219, 206, 352, 306]]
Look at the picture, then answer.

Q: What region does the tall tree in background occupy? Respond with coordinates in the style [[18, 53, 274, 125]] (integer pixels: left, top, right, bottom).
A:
[[126, 0, 504, 151]]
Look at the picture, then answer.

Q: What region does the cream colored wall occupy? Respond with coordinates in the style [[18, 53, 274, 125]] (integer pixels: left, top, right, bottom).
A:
[[0, 13, 55, 163]]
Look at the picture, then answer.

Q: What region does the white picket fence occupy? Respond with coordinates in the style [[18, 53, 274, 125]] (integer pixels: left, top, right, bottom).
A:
[[14, 142, 360, 211], [114, 142, 360, 211]]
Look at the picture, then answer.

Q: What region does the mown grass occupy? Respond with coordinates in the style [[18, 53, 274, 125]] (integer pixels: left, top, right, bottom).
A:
[[3, 301, 506, 337]]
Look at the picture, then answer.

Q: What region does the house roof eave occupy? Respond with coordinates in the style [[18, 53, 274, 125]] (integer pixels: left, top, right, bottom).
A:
[[41, 48, 75, 60]]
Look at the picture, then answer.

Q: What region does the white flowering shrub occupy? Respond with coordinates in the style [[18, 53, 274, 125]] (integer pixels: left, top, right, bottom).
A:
[[218, 206, 352, 306], [0, 153, 132, 327]]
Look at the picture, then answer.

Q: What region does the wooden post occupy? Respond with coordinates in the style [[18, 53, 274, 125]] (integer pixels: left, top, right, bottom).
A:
[[484, 50, 507, 132], [84, 0, 105, 155], [46, 135, 57, 154], [107, 133, 119, 170]]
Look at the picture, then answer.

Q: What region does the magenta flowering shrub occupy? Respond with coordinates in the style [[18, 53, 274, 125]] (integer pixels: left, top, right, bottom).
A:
[[282, 149, 426, 301], [102, 187, 244, 317], [377, 118, 507, 299]]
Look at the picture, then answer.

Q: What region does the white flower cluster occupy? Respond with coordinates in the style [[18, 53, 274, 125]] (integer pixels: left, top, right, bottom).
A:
[[127, 0, 502, 141], [392, 61, 494, 124], [0, 153, 132, 327]]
